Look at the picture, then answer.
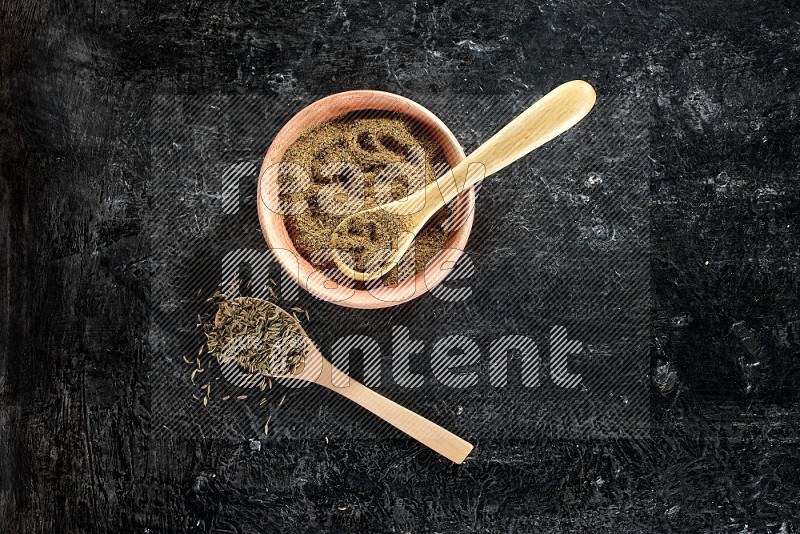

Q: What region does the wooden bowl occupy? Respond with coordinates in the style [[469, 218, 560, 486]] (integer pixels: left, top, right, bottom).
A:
[[257, 90, 476, 309]]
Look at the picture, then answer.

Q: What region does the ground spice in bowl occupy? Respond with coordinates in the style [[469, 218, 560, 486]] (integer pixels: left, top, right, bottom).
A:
[[278, 114, 455, 285], [330, 209, 410, 273]]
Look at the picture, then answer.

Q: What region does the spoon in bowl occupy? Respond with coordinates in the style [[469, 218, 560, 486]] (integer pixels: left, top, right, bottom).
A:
[[211, 297, 473, 463], [330, 79, 597, 281]]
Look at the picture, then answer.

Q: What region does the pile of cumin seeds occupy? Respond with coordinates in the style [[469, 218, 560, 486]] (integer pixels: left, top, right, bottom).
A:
[[204, 297, 307, 377]]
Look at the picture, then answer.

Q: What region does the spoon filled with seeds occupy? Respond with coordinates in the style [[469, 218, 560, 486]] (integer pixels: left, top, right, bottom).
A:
[[204, 297, 473, 463]]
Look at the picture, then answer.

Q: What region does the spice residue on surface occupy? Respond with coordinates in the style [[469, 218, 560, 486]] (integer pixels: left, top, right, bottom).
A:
[[279, 114, 453, 285], [204, 297, 306, 376]]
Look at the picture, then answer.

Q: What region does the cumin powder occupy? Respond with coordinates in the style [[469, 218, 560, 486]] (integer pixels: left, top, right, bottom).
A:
[[279, 114, 453, 285]]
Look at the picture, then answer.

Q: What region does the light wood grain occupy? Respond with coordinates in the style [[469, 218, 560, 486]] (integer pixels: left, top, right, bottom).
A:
[[308, 345, 473, 464], [333, 80, 597, 282]]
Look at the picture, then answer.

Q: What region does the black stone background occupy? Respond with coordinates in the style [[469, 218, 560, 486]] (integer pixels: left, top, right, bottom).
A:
[[1, 1, 799, 532]]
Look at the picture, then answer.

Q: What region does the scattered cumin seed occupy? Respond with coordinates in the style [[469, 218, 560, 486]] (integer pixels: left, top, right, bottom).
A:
[[237, 395, 248, 401], [291, 307, 311, 322]]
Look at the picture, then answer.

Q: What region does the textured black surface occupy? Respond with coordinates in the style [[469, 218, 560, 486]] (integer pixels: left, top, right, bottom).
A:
[[147, 92, 650, 443], [1, 1, 799, 532]]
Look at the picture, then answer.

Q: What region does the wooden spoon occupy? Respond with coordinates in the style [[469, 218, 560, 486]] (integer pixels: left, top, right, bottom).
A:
[[331, 80, 597, 281], [215, 299, 473, 463]]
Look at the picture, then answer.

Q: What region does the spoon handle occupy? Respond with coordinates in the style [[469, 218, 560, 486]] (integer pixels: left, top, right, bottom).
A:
[[431, 79, 596, 205], [322, 375, 474, 463]]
